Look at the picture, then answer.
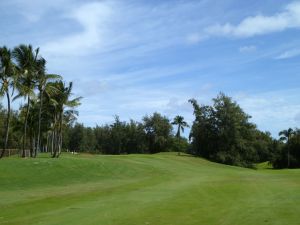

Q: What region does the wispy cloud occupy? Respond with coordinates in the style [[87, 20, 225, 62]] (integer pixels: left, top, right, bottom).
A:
[[40, 0, 210, 59], [239, 45, 257, 53], [43, 1, 114, 56], [276, 48, 300, 59], [205, 1, 300, 38], [236, 88, 300, 136]]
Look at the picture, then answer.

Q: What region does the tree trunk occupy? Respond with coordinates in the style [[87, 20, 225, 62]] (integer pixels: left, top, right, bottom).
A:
[[29, 133, 34, 157], [46, 133, 50, 153], [0, 91, 11, 158], [176, 125, 180, 138], [35, 89, 44, 158], [52, 115, 57, 158], [52, 130, 57, 158], [57, 112, 63, 158], [22, 96, 30, 158], [51, 131, 54, 156]]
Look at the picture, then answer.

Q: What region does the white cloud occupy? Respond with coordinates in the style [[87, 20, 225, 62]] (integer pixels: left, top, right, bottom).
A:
[[205, 1, 300, 38], [43, 1, 114, 56], [239, 45, 257, 53], [236, 89, 300, 136], [276, 48, 300, 59]]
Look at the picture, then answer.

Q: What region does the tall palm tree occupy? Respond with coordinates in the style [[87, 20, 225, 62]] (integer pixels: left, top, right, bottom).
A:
[[51, 81, 81, 158], [35, 57, 61, 157], [172, 115, 189, 155], [279, 128, 294, 168], [0, 46, 16, 158], [172, 115, 189, 138], [12, 44, 41, 157]]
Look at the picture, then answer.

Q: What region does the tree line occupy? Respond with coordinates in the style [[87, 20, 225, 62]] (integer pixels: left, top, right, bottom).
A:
[[0, 44, 80, 158], [188, 93, 300, 168], [62, 113, 189, 154], [1, 44, 299, 169]]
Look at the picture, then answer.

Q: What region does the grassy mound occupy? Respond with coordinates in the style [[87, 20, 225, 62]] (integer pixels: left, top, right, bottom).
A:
[[0, 153, 299, 225]]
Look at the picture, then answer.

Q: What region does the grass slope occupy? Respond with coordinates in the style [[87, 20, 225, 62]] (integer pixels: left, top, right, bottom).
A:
[[0, 153, 299, 225]]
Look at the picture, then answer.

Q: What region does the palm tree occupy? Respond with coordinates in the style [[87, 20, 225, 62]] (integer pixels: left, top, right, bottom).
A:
[[279, 128, 294, 168], [51, 81, 81, 158], [172, 115, 189, 138], [172, 115, 189, 155], [13, 44, 41, 157], [0, 46, 16, 158], [35, 58, 61, 157]]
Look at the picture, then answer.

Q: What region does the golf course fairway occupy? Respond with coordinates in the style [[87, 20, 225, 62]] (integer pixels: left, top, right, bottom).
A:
[[0, 153, 299, 225]]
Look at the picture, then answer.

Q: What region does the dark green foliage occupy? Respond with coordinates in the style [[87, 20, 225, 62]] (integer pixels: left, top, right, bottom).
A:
[[62, 113, 176, 154], [143, 113, 173, 153], [271, 129, 300, 168], [169, 136, 190, 153], [189, 93, 275, 167]]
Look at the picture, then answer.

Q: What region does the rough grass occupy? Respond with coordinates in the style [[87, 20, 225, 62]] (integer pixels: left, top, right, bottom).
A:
[[0, 153, 299, 225]]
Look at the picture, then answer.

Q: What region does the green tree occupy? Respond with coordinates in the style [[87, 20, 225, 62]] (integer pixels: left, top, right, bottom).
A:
[[279, 128, 294, 168], [13, 44, 42, 157], [143, 112, 173, 153], [172, 115, 189, 138], [171, 115, 189, 154], [35, 57, 61, 157], [0, 46, 16, 158], [189, 93, 262, 167], [51, 81, 81, 157]]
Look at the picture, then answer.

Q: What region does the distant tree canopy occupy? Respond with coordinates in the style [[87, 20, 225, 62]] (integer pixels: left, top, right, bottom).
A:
[[189, 93, 274, 167], [62, 113, 188, 155]]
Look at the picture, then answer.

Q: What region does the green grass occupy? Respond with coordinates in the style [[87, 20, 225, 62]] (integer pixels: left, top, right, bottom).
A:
[[0, 153, 299, 225]]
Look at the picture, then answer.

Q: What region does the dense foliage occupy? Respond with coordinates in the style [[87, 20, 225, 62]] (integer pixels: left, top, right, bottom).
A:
[[271, 129, 300, 168], [0, 44, 80, 158], [62, 113, 189, 154], [188, 93, 275, 167]]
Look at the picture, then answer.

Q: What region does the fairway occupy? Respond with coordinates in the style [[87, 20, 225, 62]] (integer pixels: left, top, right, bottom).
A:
[[0, 153, 299, 225]]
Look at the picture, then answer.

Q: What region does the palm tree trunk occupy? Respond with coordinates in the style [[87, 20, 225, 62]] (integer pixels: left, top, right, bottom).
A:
[[22, 96, 30, 158], [57, 112, 63, 158], [46, 132, 50, 153], [35, 89, 43, 158], [51, 131, 54, 156], [176, 125, 181, 138], [29, 132, 34, 157], [0, 91, 11, 158], [52, 115, 57, 158]]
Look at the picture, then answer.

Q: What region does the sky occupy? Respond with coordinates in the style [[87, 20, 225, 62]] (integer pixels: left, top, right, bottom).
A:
[[1, 0, 300, 137]]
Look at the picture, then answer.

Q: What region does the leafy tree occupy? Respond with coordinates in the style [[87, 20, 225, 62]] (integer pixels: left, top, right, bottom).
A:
[[279, 128, 294, 168], [0, 46, 16, 158], [143, 112, 173, 153], [189, 93, 272, 167], [12, 44, 42, 157]]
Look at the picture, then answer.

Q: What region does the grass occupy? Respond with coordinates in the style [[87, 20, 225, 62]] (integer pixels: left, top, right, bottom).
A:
[[0, 152, 299, 225]]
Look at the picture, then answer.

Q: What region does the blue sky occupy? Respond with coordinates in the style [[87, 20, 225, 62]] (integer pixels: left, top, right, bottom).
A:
[[1, 0, 300, 137]]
